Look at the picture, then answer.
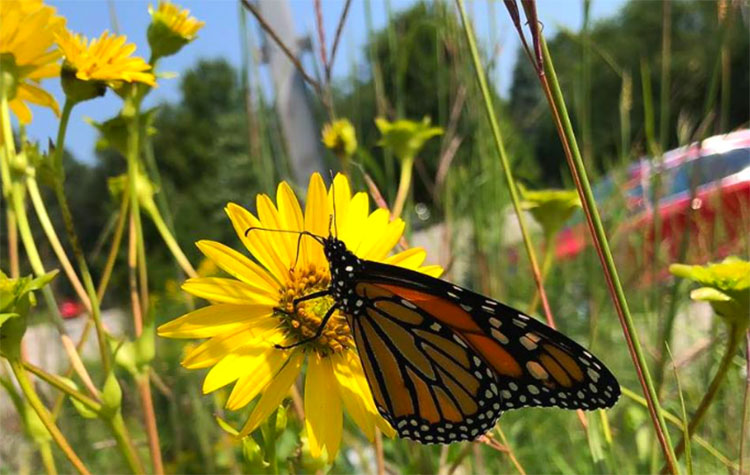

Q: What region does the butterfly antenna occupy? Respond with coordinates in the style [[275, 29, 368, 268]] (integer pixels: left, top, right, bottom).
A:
[[244, 226, 325, 245]]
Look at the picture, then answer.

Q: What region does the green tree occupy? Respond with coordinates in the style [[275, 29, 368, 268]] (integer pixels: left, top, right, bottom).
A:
[[510, 0, 749, 185]]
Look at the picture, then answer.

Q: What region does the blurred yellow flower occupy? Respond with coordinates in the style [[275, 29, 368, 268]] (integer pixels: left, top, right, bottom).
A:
[[149, 1, 204, 43], [158, 173, 442, 462], [55, 30, 156, 93], [321, 119, 357, 159], [0, 0, 65, 123]]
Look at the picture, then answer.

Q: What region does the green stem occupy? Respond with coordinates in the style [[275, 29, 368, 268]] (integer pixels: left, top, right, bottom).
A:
[[668, 325, 743, 465], [528, 232, 556, 315], [23, 361, 102, 414], [456, 0, 556, 329], [125, 94, 163, 474], [26, 176, 91, 313], [536, 34, 678, 473], [39, 442, 58, 475], [106, 412, 146, 475], [621, 386, 738, 471], [8, 359, 90, 475], [144, 204, 197, 278], [97, 188, 130, 301], [51, 99, 111, 373], [391, 156, 413, 219]]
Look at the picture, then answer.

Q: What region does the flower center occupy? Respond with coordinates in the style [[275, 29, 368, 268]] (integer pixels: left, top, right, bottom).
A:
[[277, 263, 354, 356]]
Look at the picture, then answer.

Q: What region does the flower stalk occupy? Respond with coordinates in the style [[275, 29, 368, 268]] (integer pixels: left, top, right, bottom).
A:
[[455, 0, 557, 330], [8, 359, 90, 475], [50, 98, 112, 373], [535, 33, 678, 473]]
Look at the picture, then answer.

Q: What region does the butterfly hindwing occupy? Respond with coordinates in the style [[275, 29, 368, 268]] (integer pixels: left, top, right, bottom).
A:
[[347, 282, 503, 444]]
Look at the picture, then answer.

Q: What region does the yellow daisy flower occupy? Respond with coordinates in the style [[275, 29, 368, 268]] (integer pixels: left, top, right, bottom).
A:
[[55, 30, 156, 91], [0, 0, 65, 124], [150, 1, 204, 42], [148, 1, 205, 59], [158, 173, 442, 462]]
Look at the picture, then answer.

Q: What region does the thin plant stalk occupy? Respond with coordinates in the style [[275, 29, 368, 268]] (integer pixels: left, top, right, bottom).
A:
[[25, 176, 91, 312], [668, 346, 693, 475], [240, 0, 322, 95], [98, 189, 130, 300], [1, 97, 99, 400], [739, 331, 750, 475], [374, 429, 385, 475], [23, 361, 102, 414], [0, 105, 19, 279], [621, 386, 738, 470], [144, 205, 197, 278], [391, 156, 414, 219], [39, 442, 57, 475], [8, 359, 90, 475], [495, 426, 527, 475], [456, 0, 557, 330], [666, 324, 744, 467], [659, 0, 672, 153], [125, 93, 163, 475], [533, 34, 678, 473], [51, 99, 111, 373]]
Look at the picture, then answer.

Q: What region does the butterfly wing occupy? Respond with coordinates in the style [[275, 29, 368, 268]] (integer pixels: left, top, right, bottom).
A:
[[345, 283, 504, 443], [356, 260, 621, 414]]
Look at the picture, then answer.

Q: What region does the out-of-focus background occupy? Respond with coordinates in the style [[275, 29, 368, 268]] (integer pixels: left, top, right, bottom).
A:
[[2, 0, 749, 473]]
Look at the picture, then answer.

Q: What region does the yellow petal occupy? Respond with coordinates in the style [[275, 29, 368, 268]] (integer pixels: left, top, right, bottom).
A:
[[225, 203, 289, 285], [418, 265, 444, 278], [204, 344, 275, 394], [340, 192, 369, 249], [256, 193, 294, 268], [224, 348, 290, 410], [354, 208, 389, 256], [305, 353, 343, 462], [331, 352, 374, 441], [17, 82, 59, 116], [360, 217, 405, 261], [327, 173, 351, 240], [384, 247, 426, 269], [180, 318, 278, 369], [276, 181, 305, 265], [195, 240, 279, 295], [239, 350, 305, 436], [157, 303, 273, 339], [304, 173, 330, 267], [182, 277, 278, 307], [9, 98, 32, 124]]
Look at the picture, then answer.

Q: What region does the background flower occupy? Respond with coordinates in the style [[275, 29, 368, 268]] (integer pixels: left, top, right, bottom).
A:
[[55, 30, 156, 91], [0, 0, 65, 123]]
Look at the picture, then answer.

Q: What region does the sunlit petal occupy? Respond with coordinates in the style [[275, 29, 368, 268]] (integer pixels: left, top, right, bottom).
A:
[[239, 350, 304, 436], [305, 354, 343, 462], [182, 277, 278, 306], [157, 303, 274, 339], [196, 240, 279, 294]]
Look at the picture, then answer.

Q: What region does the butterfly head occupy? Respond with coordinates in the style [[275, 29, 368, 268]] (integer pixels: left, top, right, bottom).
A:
[[323, 236, 364, 311]]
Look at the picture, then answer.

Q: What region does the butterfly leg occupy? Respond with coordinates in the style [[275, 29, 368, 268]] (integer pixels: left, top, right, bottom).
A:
[[274, 303, 338, 349], [292, 289, 330, 309]]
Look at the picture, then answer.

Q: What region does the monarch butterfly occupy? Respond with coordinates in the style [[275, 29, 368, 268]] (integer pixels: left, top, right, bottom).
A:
[[248, 222, 620, 445]]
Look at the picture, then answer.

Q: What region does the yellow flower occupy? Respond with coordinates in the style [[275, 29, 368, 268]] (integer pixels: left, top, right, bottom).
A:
[[55, 30, 156, 94], [149, 1, 204, 43], [158, 173, 442, 462], [321, 119, 357, 159], [0, 0, 65, 124]]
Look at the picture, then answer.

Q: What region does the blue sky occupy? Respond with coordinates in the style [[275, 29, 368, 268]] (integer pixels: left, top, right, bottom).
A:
[[24, 0, 625, 165]]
